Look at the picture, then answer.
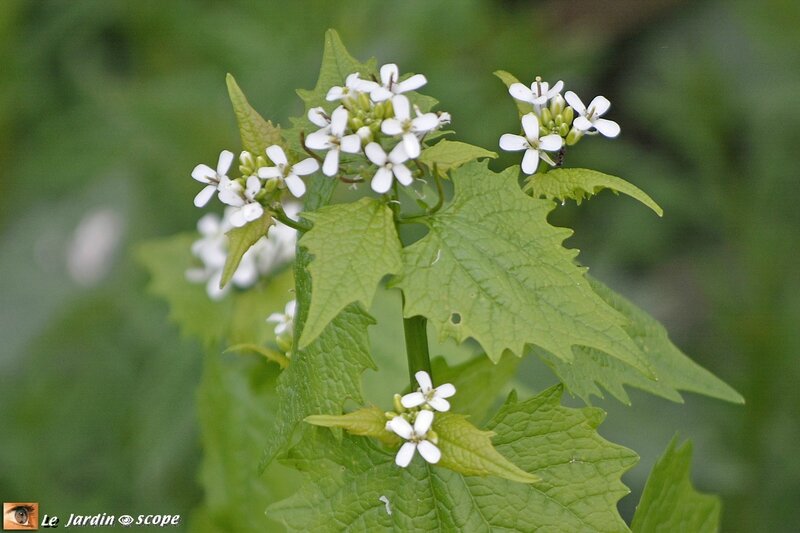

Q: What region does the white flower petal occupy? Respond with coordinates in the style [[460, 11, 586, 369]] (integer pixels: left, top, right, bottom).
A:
[[564, 91, 585, 114], [392, 95, 411, 120], [340, 134, 361, 154], [401, 392, 426, 408], [499, 133, 529, 152], [395, 442, 417, 467], [411, 113, 439, 133], [388, 142, 409, 164], [243, 202, 264, 222], [435, 383, 456, 399], [322, 148, 340, 177], [370, 86, 393, 102], [197, 213, 220, 235], [413, 409, 434, 434], [415, 371, 433, 391], [284, 175, 306, 198], [521, 149, 540, 175], [285, 300, 296, 316], [292, 158, 320, 176], [330, 106, 349, 137], [388, 416, 414, 439], [589, 95, 611, 116], [258, 166, 282, 179], [365, 142, 387, 166], [193, 185, 216, 208], [216, 150, 234, 176], [266, 145, 288, 166], [403, 133, 421, 159], [305, 129, 332, 150], [381, 119, 404, 136], [308, 106, 328, 127], [427, 397, 451, 412], [266, 312, 284, 324], [380, 63, 399, 86], [593, 118, 620, 138], [371, 167, 394, 194], [539, 134, 563, 152], [326, 86, 344, 101], [508, 83, 533, 103], [229, 208, 247, 227], [192, 164, 216, 183], [393, 163, 413, 186], [396, 74, 427, 93], [521, 113, 540, 140], [219, 189, 245, 207], [549, 80, 564, 97], [417, 440, 441, 464], [573, 116, 593, 131], [245, 175, 261, 198]]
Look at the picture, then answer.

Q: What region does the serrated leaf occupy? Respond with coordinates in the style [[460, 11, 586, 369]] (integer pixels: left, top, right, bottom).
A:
[[525, 167, 664, 216], [434, 412, 539, 483], [392, 160, 650, 376], [494, 70, 534, 116], [306, 406, 397, 444], [538, 276, 744, 405], [226, 73, 283, 156], [220, 212, 273, 289], [298, 198, 402, 348], [418, 140, 497, 177], [268, 385, 638, 532], [632, 437, 721, 533]]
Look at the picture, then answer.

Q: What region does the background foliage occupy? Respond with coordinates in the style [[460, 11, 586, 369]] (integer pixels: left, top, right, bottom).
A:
[[0, 1, 797, 531]]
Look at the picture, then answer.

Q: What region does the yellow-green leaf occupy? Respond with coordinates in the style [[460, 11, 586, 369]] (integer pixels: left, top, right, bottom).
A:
[[305, 406, 397, 444], [226, 73, 283, 156], [220, 212, 273, 289], [419, 140, 497, 177], [494, 70, 534, 116]]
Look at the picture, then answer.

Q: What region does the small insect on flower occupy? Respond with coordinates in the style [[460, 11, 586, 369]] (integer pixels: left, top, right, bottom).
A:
[[401, 371, 456, 412], [387, 410, 441, 467]]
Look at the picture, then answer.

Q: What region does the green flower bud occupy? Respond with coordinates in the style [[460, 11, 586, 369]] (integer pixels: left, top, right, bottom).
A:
[[264, 178, 278, 193], [565, 127, 583, 146], [374, 102, 386, 119], [351, 117, 364, 130], [540, 108, 553, 125], [393, 393, 405, 413], [384, 411, 397, 420], [358, 92, 371, 111], [550, 94, 565, 116], [562, 106, 574, 125], [558, 123, 570, 137]]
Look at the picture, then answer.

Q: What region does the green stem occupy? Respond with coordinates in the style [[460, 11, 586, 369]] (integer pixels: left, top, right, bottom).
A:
[[402, 297, 432, 386], [272, 207, 311, 232]]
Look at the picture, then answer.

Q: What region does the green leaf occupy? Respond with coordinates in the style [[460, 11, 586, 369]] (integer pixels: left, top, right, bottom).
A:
[[538, 276, 744, 405], [525, 167, 664, 217], [298, 198, 403, 348], [226, 73, 283, 155], [224, 343, 289, 369], [220, 212, 273, 289], [392, 160, 650, 375], [268, 385, 638, 532], [418, 140, 497, 177], [306, 406, 397, 444], [494, 70, 533, 116], [434, 412, 539, 483], [632, 437, 721, 533]]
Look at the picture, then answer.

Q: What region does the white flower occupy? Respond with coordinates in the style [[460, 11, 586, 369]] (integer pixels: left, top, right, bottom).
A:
[[371, 63, 427, 102], [307, 106, 329, 128], [365, 142, 413, 194], [326, 73, 379, 101], [509, 77, 564, 111], [387, 410, 441, 467], [257, 145, 318, 198], [499, 113, 563, 174], [219, 175, 264, 227], [191, 150, 234, 207], [564, 91, 620, 138], [267, 300, 296, 337], [304, 106, 361, 176], [437, 111, 452, 127], [380, 95, 440, 159], [401, 371, 456, 412]]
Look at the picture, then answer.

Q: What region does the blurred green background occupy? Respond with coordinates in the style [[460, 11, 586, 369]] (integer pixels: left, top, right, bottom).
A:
[[1, 0, 797, 531]]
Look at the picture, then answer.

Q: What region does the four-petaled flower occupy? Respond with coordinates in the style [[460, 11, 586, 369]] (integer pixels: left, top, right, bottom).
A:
[[305, 106, 362, 176], [257, 145, 318, 198], [371, 63, 427, 102], [387, 410, 441, 467], [365, 142, 413, 194], [509, 77, 564, 111], [401, 371, 456, 412], [499, 113, 563, 174], [564, 91, 620, 138], [191, 150, 234, 207], [381, 95, 440, 159], [267, 299, 296, 337], [219, 175, 263, 227]]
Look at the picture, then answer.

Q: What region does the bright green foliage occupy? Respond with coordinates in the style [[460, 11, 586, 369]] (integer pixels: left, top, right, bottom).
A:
[[299, 198, 403, 348], [393, 160, 649, 373], [224, 343, 289, 369], [494, 70, 533, 116], [538, 277, 744, 405], [632, 437, 721, 533], [418, 140, 497, 177], [226, 73, 283, 156], [434, 412, 539, 483], [220, 212, 273, 289], [525, 168, 664, 217], [268, 385, 637, 532], [306, 406, 398, 445]]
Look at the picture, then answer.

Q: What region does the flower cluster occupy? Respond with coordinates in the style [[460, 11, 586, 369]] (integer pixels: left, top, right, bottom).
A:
[[185, 204, 297, 300], [500, 75, 620, 174], [384, 371, 456, 467], [267, 299, 296, 355]]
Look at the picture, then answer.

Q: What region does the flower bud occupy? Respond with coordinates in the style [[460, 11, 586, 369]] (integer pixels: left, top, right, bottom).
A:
[[550, 94, 565, 116], [565, 127, 583, 146], [562, 106, 574, 126], [540, 107, 553, 125], [264, 178, 278, 193], [357, 126, 372, 143], [558, 123, 570, 137], [393, 393, 405, 413], [358, 92, 371, 111]]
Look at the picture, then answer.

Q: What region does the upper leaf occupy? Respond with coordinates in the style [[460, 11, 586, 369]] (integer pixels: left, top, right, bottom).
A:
[[392, 160, 650, 375], [418, 140, 497, 177], [299, 198, 403, 348], [525, 167, 664, 216], [494, 70, 534, 116], [631, 437, 721, 533], [220, 212, 273, 289], [268, 385, 638, 532], [537, 276, 744, 405], [226, 73, 283, 156]]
